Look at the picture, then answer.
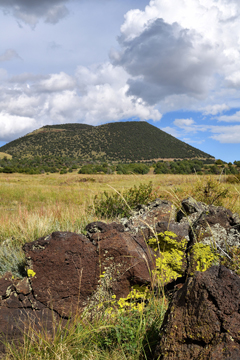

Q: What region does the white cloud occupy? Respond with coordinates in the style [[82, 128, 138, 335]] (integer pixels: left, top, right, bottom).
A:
[[0, 113, 36, 141], [174, 118, 195, 127], [181, 138, 205, 144], [202, 104, 230, 115], [38, 72, 76, 92], [210, 125, 240, 143], [217, 111, 240, 122], [161, 126, 181, 138], [225, 71, 240, 88], [110, 0, 240, 110], [0, 63, 162, 140]]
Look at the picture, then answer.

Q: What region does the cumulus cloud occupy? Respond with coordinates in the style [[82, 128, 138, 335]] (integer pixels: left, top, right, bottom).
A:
[[174, 118, 195, 127], [0, 0, 69, 26], [0, 113, 36, 141], [37, 72, 76, 93], [0, 49, 21, 62], [111, 0, 240, 108], [161, 126, 182, 138], [202, 104, 230, 115], [217, 111, 240, 122], [0, 63, 162, 141], [210, 125, 240, 143], [112, 18, 218, 104], [164, 119, 240, 144]]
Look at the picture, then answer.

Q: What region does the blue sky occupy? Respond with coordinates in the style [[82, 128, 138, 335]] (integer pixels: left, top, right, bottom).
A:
[[0, 0, 240, 162]]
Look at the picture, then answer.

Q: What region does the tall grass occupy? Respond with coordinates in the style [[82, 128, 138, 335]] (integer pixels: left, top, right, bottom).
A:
[[0, 172, 240, 359]]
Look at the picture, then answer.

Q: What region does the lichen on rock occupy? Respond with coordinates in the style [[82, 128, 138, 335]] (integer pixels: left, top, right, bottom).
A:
[[148, 231, 188, 284], [189, 243, 219, 275]]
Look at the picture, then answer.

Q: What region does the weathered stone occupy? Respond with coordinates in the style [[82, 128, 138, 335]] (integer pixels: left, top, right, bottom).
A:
[[155, 221, 190, 242], [0, 272, 14, 300], [177, 197, 208, 222], [0, 197, 240, 356], [86, 221, 124, 235], [23, 231, 100, 317], [0, 307, 61, 355], [15, 278, 31, 296], [122, 199, 176, 237], [190, 206, 240, 250], [94, 229, 155, 299], [22, 227, 156, 317], [154, 266, 240, 360]]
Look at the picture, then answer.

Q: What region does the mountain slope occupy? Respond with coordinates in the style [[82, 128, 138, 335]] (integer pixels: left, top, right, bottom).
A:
[[0, 121, 214, 161]]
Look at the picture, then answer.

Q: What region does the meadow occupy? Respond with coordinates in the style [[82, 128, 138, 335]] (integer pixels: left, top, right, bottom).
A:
[[0, 172, 240, 359]]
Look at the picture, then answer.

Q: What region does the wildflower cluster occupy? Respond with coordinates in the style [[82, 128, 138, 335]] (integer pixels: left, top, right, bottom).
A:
[[148, 231, 188, 284]]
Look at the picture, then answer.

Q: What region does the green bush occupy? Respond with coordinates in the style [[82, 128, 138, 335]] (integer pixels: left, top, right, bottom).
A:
[[93, 182, 154, 219], [226, 174, 240, 184], [192, 177, 229, 206]]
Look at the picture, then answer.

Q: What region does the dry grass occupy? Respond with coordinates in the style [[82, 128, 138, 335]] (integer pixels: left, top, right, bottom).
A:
[[0, 172, 239, 359], [0, 152, 12, 159], [0, 171, 239, 249]]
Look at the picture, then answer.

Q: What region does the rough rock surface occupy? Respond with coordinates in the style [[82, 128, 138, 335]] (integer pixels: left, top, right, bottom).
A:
[[0, 272, 60, 354], [121, 199, 176, 238], [22, 227, 156, 317], [0, 222, 157, 352], [154, 265, 240, 360], [0, 197, 240, 355], [179, 197, 240, 251]]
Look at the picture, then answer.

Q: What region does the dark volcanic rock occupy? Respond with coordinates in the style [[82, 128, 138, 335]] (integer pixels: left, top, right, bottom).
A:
[[0, 223, 156, 353], [178, 197, 240, 251], [23, 231, 99, 317], [1, 197, 240, 356], [154, 266, 240, 360], [122, 199, 176, 239], [0, 272, 60, 354], [23, 227, 155, 317]]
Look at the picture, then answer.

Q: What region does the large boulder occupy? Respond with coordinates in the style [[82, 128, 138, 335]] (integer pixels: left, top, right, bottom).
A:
[[0, 272, 59, 354], [23, 226, 155, 317], [121, 199, 176, 238], [0, 197, 240, 355], [0, 223, 157, 353], [154, 266, 240, 360], [178, 197, 240, 251]]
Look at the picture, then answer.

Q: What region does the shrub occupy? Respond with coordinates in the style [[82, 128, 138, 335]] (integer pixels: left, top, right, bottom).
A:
[[192, 177, 229, 206], [93, 182, 154, 219], [226, 174, 240, 184]]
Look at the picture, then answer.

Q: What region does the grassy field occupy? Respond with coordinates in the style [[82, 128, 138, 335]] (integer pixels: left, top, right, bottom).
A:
[[0, 172, 239, 245], [0, 172, 240, 359]]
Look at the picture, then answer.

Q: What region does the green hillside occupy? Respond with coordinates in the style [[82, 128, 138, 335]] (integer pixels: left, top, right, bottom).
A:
[[0, 121, 213, 161]]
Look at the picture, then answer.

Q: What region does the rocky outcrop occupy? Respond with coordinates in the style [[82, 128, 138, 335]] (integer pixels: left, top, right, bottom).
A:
[[0, 196, 240, 355], [0, 272, 60, 354], [0, 220, 158, 350], [154, 265, 240, 360], [121, 199, 177, 238], [22, 227, 155, 317]]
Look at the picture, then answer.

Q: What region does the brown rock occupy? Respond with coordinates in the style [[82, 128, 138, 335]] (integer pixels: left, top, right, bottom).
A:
[[15, 278, 31, 296], [23, 227, 155, 317], [23, 231, 100, 317], [0, 307, 61, 355], [122, 199, 177, 241], [0, 272, 14, 300], [154, 266, 240, 359], [95, 228, 155, 299]]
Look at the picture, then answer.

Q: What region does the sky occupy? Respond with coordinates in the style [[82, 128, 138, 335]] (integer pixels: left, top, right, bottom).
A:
[[0, 0, 240, 162]]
